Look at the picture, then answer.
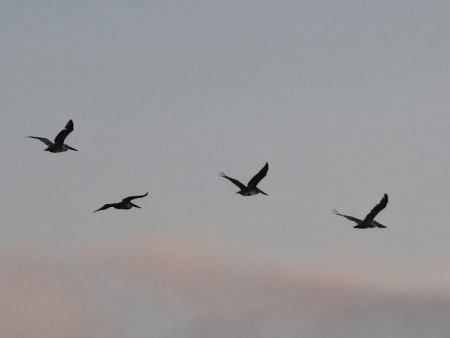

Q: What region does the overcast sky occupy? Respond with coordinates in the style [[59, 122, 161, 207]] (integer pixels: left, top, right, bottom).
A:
[[1, 1, 450, 337]]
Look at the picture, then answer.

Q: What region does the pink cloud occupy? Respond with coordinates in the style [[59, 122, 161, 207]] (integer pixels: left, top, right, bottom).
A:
[[88, 232, 450, 337], [0, 247, 119, 338], [2, 234, 449, 338]]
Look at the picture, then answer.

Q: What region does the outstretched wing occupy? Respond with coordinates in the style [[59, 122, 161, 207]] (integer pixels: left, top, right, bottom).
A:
[[332, 209, 362, 225], [26, 136, 53, 146], [247, 162, 268, 189], [54, 120, 74, 146], [219, 173, 246, 190], [362, 193, 388, 224], [122, 192, 148, 204]]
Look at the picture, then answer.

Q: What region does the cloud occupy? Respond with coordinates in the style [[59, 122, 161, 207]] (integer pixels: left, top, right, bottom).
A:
[[1, 234, 449, 338], [89, 232, 450, 338], [0, 245, 119, 338]]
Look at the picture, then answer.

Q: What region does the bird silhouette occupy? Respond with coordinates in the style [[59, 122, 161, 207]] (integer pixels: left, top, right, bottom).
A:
[[27, 119, 77, 152], [220, 162, 268, 196], [333, 193, 388, 229], [94, 192, 148, 213]]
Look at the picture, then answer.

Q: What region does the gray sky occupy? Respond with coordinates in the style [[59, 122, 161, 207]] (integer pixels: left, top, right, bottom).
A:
[[1, 1, 450, 337]]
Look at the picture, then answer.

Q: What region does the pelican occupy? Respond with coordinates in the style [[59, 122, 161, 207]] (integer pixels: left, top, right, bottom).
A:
[[94, 192, 148, 213], [220, 162, 268, 196], [332, 193, 388, 229], [26, 119, 77, 152]]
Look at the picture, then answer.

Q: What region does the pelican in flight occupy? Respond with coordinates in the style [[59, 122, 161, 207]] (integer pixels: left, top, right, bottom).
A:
[[94, 192, 148, 213], [26, 119, 77, 153], [332, 193, 388, 229], [220, 162, 269, 196]]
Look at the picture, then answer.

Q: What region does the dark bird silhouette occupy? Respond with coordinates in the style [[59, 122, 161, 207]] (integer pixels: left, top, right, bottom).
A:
[[26, 119, 77, 152], [220, 162, 268, 196], [94, 192, 148, 213], [333, 193, 388, 229]]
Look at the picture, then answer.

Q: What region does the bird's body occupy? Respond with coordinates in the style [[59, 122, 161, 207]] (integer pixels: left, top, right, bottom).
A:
[[220, 162, 269, 196], [27, 120, 77, 153], [240, 190, 260, 197], [333, 193, 388, 229], [94, 192, 148, 213]]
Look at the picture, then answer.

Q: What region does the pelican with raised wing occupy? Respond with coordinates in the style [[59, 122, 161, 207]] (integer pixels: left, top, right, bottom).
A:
[[94, 192, 148, 213], [332, 193, 388, 229], [220, 162, 269, 196], [27, 119, 77, 152]]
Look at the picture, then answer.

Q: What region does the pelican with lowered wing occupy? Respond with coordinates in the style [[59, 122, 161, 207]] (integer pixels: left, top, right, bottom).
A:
[[220, 162, 269, 196], [27, 119, 77, 153], [94, 192, 148, 213], [333, 193, 388, 229]]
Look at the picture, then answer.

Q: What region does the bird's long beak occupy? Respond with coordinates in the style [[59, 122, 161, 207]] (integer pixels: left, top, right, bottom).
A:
[[131, 203, 141, 208], [94, 204, 110, 213], [66, 145, 78, 151], [259, 190, 268, 196]]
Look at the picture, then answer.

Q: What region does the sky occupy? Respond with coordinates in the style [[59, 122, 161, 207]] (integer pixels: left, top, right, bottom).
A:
[[1, 1, 450, 337]]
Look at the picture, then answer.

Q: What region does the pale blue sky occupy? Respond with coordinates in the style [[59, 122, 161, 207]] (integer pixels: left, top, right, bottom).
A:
[[1, 1, 450, 337]]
